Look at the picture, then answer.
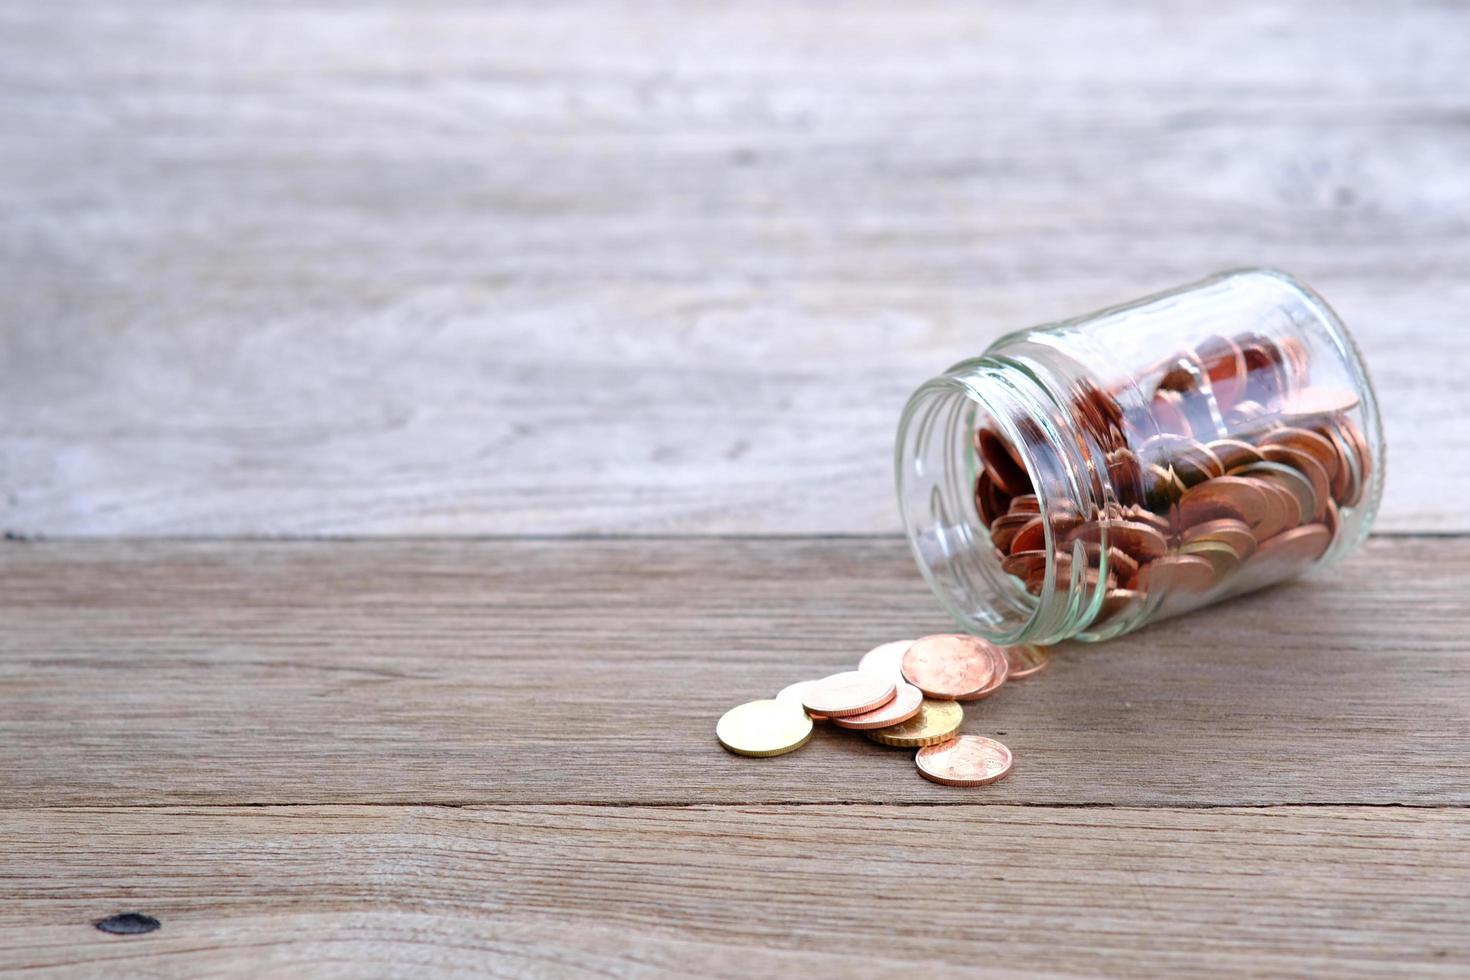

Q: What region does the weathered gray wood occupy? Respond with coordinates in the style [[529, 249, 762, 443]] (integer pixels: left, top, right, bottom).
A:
[[3, 804, 1467, 977], [3, 537, 1466, 807], [2, 0, 1467, 535]]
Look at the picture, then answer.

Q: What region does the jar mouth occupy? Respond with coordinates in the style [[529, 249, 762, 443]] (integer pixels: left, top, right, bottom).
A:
[[896, 366, 1094, 645]]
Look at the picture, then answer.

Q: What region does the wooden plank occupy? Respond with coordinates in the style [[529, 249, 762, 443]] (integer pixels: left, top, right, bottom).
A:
[[1, 1, 1467, 535], [3, 537, 1467, 807], [2, 804, 1467, 977]]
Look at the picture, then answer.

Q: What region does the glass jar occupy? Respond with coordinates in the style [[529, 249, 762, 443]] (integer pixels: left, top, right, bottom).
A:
[[895, 269, 1384, 646]]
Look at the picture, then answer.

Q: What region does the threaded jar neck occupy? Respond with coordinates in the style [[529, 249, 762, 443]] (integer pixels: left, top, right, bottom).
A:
[[895, 355, 1111, 645]]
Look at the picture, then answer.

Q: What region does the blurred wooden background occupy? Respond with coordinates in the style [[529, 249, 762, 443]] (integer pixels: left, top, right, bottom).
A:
[[3, 0, 1468, 536], [3, 2, 1469, 976]]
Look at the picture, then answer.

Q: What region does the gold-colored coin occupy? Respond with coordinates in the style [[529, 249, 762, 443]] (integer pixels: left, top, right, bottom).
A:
[[716, 699, 814, 757], [865, 699, 963, 748]]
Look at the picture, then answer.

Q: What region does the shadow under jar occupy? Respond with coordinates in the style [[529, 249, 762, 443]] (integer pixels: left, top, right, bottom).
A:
[[896, 269, 1385, 645]]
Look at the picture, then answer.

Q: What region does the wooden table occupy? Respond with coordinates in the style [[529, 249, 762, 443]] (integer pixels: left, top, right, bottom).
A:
[[3, 2, 1468, 975]]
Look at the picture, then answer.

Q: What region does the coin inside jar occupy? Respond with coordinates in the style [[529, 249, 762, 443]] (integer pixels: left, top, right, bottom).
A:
[[915, 735, 1014, 787], [800, 671, 896, 718], [901, 634, 996, 699], [716, 700, 814, 758]]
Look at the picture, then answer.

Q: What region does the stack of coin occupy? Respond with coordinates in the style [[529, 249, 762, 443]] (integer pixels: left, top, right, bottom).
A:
[[717, 635, 1047, 787], [973, 329, 1372, 630]]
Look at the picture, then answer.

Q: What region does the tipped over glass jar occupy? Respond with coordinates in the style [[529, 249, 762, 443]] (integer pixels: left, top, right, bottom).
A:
[[896, 269, 1385, 645]]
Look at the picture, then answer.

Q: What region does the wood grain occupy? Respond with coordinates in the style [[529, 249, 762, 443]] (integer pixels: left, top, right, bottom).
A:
[[4, 536, 1467, 807], [2, 0, 1468, 535], [3, 804, 1467, 977]]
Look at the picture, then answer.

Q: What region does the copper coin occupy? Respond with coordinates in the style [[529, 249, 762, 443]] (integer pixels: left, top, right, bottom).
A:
[[1124, 505, 1173, 534], [1253, 522, 1333, 566], [775, 679, 829, 720], [1080, 542, 1140, 583], [1134, 554, 1216, 596], [977, 427, 1031, 496], [975, 471, 1000, 529], [1181, 538, 1243, 578], [1337, 416, 1372, 507], [1008, 494, 1041, 514], [901, 634, 996, 699], [1004, 643, 1050, 679], [1323, 497, 1340, 539], [915, 735, 1014, 787], [1278, 387, 1360, 421], [1179, 476, 1270, 528], [866, 698, 964, 747], [1314, 422, 1356, 505], [1259, 427, 1340, 485], [832, 682, 925, 730], [1204, 438, 1265, 472], [856, 640, 913, 686], [1196, 334, 1248, 406], [988, 513, 1034, 553], [1182, 518, 1257, 560], [1095, 588, 1145, 625], [1065, 520, 1168, 564], [1249, 463, 1316, 530], [1138, 434, 1224, 485], [957, 641, 1010, 701], [1260, 445, 1331, 520], [1009, 516, 1047, 554], [1151, 388, 1190, 435], [1001, 550, 1048, 581], [801, 672, 896, 718]]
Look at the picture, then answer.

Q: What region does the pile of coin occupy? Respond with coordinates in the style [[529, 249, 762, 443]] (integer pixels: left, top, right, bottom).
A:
[[973, 329, 1372, 628], [716, 635, 1048, 787]]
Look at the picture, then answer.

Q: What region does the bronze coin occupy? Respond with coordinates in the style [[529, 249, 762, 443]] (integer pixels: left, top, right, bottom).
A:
[[989, 513, 1035, 553], [1080, 542, 1140, 583], [1204, 438, 1265, 472], [1094, 588, 1145, 625], [775, 680, 829, 721], [857, 640, 914, 686], [957, 642, 1010, 701], [1248, 462, 1316, 530], [1009, 494, 1041, 514], [1337, 416, 1372, 507], [902, 634, 996, 699], [1314, 422, 1356, 506], [916, 735, 1014, 787], [832, 682, 925, 730], [1178, 476, 1270, 529], [1009, 516, 1047, 555], [975, 471, 1000, 529], [1278, 387, 1360, 421], [1323, 498, 1340, 539], [1254, 522, 1333, 565], [801, 671, 896, 718], [1259, 427, 1340, 485], [867, 699, 964, 747], [1137, 435, 1224, 486], [1124, 505, 1173, 534], [1260, 445, 1331, 521], [1181, 538, 1242, 579], [1001, 550, 1048, 581], [1194, 334, 1248, 408], [1182, 518, 1257, 560], [1003, 643, 1050, 679], [1134, 554, 1216, 596], [977, 427, 1032, 496], [1150, 388, 1190, 436], [1065, 520, 1168, 564]]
